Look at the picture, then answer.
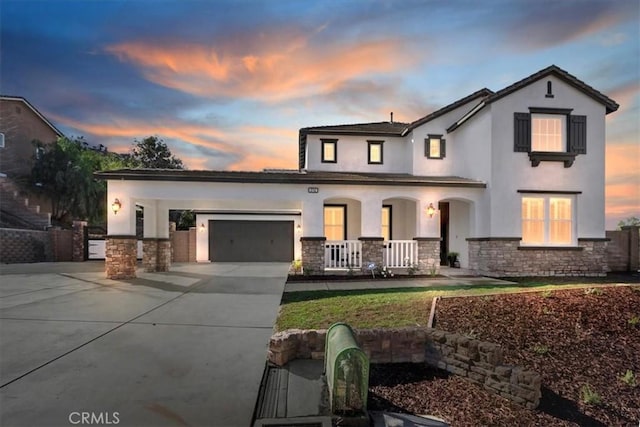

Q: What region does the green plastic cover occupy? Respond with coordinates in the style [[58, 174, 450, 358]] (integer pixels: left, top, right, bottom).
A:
[[324, 323, 369, 415]]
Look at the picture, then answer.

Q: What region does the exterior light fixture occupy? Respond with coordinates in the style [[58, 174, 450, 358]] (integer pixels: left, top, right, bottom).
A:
[[426, 203, 436, 218], [199, 223, 206, 232], [111, 198, 122, 215], [296, 224, 302, 234]]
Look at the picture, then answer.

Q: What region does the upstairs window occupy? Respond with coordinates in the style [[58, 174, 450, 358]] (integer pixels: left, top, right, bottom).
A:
[[368, 140, 384, 164], [321, 139, 337, 163], [521, 195, 574, 246], [514, 108, 586, 167], [425, 134, 446, 159], [0, 133, 4, 148], [532, 114, 564, 152]]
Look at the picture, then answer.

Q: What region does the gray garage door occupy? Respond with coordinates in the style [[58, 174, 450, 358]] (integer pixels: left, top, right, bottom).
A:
[[209, 220, 294, 262]]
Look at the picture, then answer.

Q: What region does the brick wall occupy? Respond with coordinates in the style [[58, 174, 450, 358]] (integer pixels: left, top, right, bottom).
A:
[[0, 227, 53, 263], [269, 327, 541, 409], [467, 238, 608, 277]]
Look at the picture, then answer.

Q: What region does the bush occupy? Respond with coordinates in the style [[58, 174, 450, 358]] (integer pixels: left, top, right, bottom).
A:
[[580, 383, 601, 405]]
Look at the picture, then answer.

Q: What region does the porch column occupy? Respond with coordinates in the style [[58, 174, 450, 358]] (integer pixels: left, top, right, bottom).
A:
[[300, 237, 326, 275], [359, 197, 384, 268], [414, 200, 441, 274], [106, 191, 137, 279], [300, 198, 326, 273], [142, 201, 171, 272]]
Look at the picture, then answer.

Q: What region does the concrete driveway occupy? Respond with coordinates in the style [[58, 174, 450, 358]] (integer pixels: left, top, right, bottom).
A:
[[0, 262, 289, 427]]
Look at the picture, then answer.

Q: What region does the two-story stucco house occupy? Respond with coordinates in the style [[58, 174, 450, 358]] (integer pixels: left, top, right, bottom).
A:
[[97, 65, 618, 279]]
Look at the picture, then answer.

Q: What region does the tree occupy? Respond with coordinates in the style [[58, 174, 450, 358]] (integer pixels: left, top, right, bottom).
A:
[[31, 137, 133, 224], [131, 136, 184, 169], [618, 216, 640, 229]]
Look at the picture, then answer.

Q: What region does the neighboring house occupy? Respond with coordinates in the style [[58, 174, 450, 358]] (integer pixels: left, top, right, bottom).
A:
[[97, 65, 618, 279], [0, 95, 63, 228]]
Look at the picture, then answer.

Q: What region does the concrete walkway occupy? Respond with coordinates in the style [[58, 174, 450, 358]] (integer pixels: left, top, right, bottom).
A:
[[0, 262, 289, 427]]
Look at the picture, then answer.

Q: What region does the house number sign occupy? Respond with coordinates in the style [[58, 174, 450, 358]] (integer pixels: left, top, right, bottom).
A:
[[308, 187, 319, 193]]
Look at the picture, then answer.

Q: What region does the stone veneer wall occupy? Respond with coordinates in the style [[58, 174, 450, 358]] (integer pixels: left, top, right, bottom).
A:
[[269, 327, 541, 409], [359, 237, 384, 269], [106, 236, 137, 279], [414, 238, 441, 274], [301, 237, 326, 274], [467, 238, 608, 277], [143, 238, 171, 272], [72, 220, 87, 261]]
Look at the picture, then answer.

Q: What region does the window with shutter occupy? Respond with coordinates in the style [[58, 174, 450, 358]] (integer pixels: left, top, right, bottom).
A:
[[514, 108, 585, 167]]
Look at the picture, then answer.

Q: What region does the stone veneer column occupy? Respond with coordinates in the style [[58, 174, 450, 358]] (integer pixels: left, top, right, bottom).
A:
[[414, 237, 441, 274], [106, 236, 137, 279], [157, 238, 171, 271], [300, 237, 326, 275], [359, 237, 384, 269], [143, 238, 171, 272], [72, 220, 88, 262]]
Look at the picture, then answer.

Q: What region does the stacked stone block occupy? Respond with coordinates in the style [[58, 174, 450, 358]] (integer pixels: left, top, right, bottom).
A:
[[268, 326, 541, 409], [468, 238, 608, 277], [300, 237, 326, 274], [105, 236, 137, 279], [0, 228, 53, 263], [414, 238, 441, 274], [359, 237, 384, 270], [143, 238, 171, 272]]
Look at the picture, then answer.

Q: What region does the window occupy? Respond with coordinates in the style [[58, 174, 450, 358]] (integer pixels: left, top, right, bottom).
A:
[[0, 133, 4, 148], [324, 205, 346, 240], [514, 109, 586, 167], [521, 195, 574, 245], [368, 140, 383, 164], [425, 135, 445, 159], [321, 139, 337, 163], [532, 114, 564, 152], [381, 205, 392, 241]]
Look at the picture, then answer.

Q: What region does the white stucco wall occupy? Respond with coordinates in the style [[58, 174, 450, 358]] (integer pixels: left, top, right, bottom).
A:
[[447, 199, 471, 268], [488, 75, 607, 239], [305, 134, 409, 173]]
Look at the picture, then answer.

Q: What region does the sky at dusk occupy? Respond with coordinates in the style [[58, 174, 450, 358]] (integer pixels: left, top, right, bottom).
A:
[[1, 0, 638, 228]]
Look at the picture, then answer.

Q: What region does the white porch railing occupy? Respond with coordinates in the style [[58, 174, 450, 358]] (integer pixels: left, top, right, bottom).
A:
[[383, 240, 418, 268], [324, 240, 362, 269]]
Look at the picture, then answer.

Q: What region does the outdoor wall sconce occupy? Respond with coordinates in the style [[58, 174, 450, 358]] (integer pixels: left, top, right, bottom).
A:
[[296, 224, 302, 233], [111, 198, 122, 215], [199, 223, 206, 232], [426, 203, 436, 218]]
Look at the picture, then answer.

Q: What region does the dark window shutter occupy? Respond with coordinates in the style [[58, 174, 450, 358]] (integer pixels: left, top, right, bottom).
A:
[[440, 138, 446, 158], [514, 112, 531, 152], [569, 115, 587, 154], [424, 139, 429, 157]]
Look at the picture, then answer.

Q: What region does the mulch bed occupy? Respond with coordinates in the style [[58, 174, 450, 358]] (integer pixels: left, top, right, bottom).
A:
[[369, 285, 640, 426]]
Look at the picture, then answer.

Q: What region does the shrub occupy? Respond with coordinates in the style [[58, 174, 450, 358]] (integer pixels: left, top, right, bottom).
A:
[[580, 383, 601, 405], [541, 290, 553, 298], [628, 315, 639, 326], [619, 370, 637, 387], [584, 287, 603, 296], [532, 344, 550, 355]]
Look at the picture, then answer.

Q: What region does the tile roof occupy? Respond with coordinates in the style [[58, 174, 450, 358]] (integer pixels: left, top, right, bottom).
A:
[[484, 65, 619, 114], [95, 169, 486, 188]]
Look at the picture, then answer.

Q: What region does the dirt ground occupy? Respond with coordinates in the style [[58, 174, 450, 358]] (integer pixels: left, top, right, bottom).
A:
[[369, 285, 640, 426]]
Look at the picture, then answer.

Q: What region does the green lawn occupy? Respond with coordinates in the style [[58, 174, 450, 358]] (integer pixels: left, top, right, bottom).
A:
[[276, 281, 636, 331]]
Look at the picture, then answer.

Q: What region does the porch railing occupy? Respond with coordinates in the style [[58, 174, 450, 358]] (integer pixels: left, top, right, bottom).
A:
[[383, 240, 418, 268], [324, 240, 362, 269]]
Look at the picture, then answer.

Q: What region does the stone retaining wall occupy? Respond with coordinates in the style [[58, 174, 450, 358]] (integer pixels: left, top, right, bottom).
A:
[[467, 238, 608, 277], [0, 227, 53, 263], [268, 327, 541, 409]]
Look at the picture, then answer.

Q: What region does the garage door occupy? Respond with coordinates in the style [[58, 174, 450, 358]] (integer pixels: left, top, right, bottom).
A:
[[209, 220, 294, 262]]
